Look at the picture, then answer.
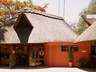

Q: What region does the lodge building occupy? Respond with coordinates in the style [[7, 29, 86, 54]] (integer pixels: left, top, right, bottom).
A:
[[0, 8, 95, 68]]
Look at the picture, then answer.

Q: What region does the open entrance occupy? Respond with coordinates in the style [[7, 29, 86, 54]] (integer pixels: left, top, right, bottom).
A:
[[0, 44, 45, 68], [0, 47, 10, 66], [13, 46, 29, 66]]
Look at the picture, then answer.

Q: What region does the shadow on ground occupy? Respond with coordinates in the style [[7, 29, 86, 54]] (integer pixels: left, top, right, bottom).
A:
[[78, 68, 96, 72]]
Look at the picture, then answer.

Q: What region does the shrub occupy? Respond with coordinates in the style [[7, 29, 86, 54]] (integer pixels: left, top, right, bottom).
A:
[[78, 59, 91, 68], [76, 61, 81, 67]]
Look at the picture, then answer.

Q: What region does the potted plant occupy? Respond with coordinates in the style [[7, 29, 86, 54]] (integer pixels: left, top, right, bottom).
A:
[[68, 57, 73, 67], [76, 61, 81, 67], [68, 50, 73, 67]]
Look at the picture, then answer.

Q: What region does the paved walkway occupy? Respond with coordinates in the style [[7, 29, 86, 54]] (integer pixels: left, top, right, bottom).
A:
[[0, 67, 96, 72]]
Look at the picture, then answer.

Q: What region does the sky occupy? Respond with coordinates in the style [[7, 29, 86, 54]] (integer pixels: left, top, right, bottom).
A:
[[22, 0, 91, 24]]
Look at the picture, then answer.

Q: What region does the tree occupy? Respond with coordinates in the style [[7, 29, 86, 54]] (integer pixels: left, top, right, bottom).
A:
[[0, 0, 49, 25], [75, 0, 96, 35], [75, 18, 88, 35]]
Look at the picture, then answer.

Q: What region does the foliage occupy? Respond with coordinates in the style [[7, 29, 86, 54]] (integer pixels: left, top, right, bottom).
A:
[[76, 60, 82, 67], [68, 50, 73, 62], [75, 18, 88, 35], [76, 61, 81, 65], [77, 59, 91, 68], [75, 0, 96, 35], [68, 57, 73, 62], [87, 0, 96, 14], [0, 0, 49, 25]]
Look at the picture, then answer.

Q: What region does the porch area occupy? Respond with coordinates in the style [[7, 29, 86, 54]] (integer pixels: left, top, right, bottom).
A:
[[0, 43, 45, 68]]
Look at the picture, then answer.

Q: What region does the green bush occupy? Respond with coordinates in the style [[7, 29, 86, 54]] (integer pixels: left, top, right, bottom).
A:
[[68, 50, 74, 62], [79, 59, 91, 68], [76, 61, 81, 65]]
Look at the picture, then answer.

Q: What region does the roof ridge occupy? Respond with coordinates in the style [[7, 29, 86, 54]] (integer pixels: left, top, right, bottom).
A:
[[17, 8, 64, 21]]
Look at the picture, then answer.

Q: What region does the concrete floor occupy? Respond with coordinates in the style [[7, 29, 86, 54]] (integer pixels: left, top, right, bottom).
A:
[[0, 67, 96, 72]]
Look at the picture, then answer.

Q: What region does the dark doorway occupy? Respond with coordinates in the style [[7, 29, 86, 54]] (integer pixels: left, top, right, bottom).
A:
[[13, 46, 29, 66], [0, 47, 10, 66], [91, 45, 96, 67]]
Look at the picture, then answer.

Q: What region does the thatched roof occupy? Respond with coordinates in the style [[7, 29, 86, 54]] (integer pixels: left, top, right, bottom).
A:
[[75, 20, 96, 43], [0, 8, 77, 43]]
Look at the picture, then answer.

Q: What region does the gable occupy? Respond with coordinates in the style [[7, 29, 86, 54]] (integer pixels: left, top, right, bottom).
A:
[[14, 13, 33, 43], [14, 13, 33, 29]]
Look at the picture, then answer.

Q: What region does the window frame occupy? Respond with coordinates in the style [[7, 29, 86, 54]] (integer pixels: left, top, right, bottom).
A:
[[61, 45, 78, 52], [61, 46, 69, 52], [70, 45, 78, 52]]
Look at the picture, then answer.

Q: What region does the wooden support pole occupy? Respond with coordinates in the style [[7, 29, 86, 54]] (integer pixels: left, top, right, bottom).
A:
[[38, 48, 39, 65], [34, 48, 36, 66], [29, 47, 31, 66], [9, 46, 15, 68]]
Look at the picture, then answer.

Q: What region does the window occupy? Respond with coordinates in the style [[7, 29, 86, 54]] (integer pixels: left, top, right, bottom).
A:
[[61, 46, 69, 52], [71, 45, 78, 52], [61, 45, 78, 52]]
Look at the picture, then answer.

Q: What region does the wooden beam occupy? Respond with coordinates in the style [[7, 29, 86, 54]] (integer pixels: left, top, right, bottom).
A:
[[82, 15, 91, 26]]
